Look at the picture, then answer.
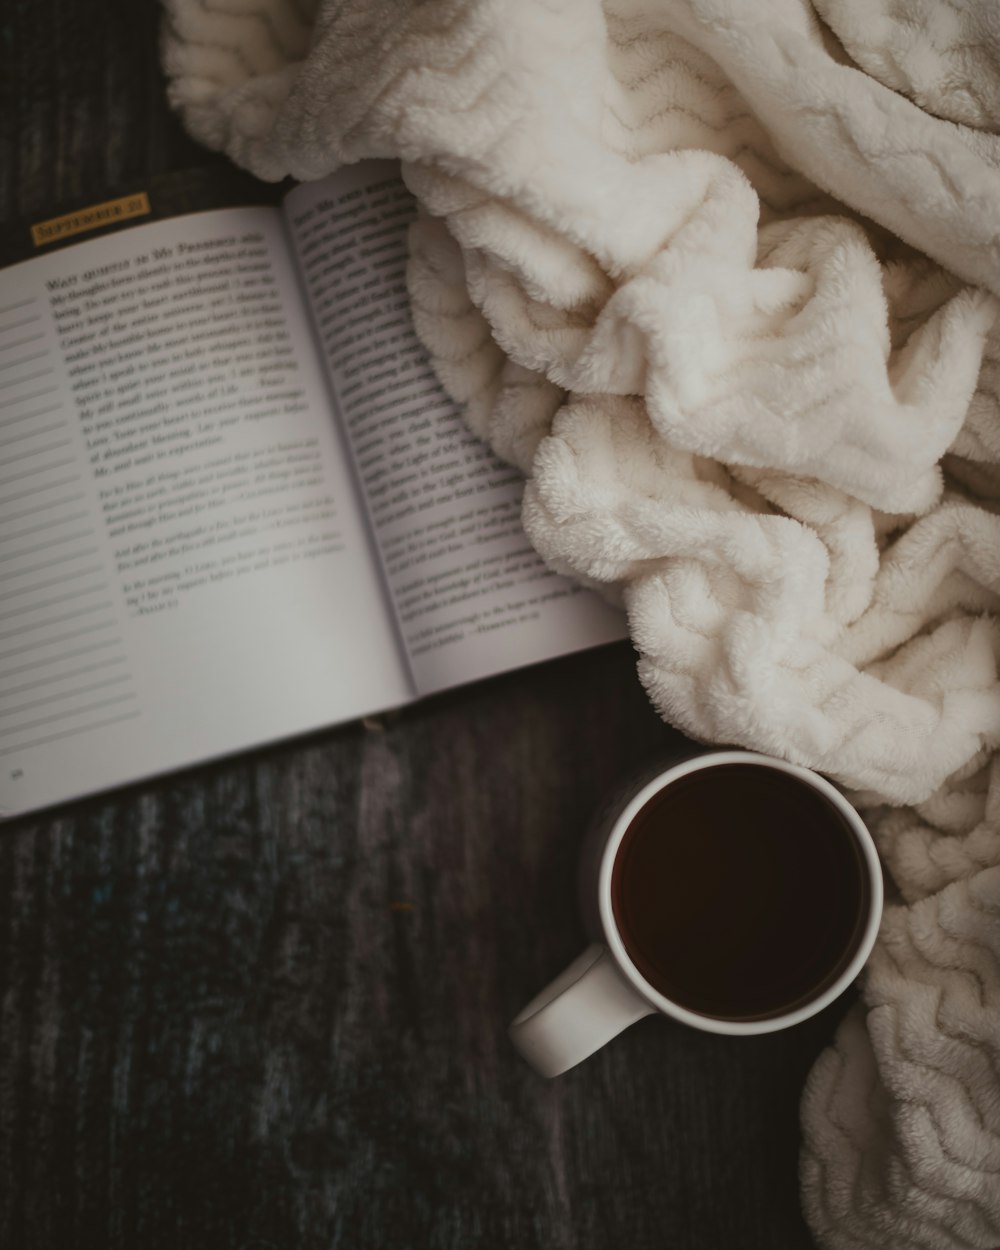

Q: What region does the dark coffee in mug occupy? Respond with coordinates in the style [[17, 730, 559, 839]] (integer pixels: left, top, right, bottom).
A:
[[610, 763, 871, 1021]]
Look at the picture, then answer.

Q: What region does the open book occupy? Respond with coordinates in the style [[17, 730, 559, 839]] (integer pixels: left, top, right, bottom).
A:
[[0, 161, 626, 818]]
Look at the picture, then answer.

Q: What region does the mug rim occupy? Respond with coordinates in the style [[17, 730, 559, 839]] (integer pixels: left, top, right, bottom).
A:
[[596, 749, 883, 1036]]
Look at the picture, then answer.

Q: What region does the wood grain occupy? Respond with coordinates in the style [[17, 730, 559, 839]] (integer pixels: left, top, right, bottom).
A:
[[0, 4, 833, 1246]]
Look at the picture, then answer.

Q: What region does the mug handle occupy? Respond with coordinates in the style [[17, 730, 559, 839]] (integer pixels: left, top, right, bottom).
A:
[[508, 944, 655, 1077]]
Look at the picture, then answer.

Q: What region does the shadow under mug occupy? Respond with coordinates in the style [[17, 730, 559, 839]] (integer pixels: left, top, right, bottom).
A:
[[509, 750, 883, 1077]]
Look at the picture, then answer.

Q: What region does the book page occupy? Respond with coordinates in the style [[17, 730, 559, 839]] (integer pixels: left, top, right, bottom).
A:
[[283, 164, 626, 695], [0, 207, 411, 818]]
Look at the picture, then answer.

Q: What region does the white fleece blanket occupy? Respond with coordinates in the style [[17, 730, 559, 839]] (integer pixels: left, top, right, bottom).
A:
[[161, 1, 1000, 1244]]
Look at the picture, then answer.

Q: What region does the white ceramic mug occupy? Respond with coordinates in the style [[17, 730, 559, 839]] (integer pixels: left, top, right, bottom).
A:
[[509, 750, 883, 1077]]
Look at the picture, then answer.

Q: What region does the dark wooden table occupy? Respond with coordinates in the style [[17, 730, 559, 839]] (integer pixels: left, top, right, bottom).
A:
[[0, 4, 841, 1246]]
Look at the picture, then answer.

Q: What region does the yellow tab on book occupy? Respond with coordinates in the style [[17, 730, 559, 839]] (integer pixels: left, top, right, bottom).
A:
[[31, 192, 151, 247]]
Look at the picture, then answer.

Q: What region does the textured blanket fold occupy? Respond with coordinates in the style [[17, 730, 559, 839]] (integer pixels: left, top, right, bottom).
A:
[[161, 1, 1000, 1244]]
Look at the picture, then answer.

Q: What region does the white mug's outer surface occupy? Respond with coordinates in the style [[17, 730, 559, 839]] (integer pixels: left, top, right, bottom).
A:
[[509, 750, 883, 1077]]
